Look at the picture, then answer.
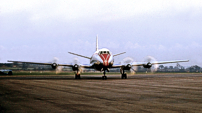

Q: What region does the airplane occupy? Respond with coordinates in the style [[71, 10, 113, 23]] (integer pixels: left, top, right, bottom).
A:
[[8, 36, 189, 80]]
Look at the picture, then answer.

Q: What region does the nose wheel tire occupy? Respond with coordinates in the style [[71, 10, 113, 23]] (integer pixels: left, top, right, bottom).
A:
[[102, 70, 107, 80], [121, 74, 127, 79], [75, 74, 81, 79], [102, 76, 107, 80]]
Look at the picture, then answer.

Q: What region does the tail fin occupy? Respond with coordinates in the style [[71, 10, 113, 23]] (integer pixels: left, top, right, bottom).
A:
[[96, 35, 98, 51]]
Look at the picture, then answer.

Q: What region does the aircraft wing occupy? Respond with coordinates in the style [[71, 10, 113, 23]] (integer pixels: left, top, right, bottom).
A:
[[8, 60, 94, 68], [7, 60, 73, 67], [150, 60, 189, 65], [111, 59, 189, 68], [111, 64, 124, 68], [79, 64, 94, 68], [132, 59, 189, 66]]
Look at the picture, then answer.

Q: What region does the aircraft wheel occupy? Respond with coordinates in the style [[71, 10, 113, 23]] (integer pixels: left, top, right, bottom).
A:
[[102, 76, 107, 80], [125, 74, 127, 79], [121, 74, 127, 79], [75, 74, 81, 79]]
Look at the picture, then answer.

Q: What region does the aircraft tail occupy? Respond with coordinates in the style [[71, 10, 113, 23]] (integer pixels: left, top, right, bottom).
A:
[[96, 35, 98, 51]]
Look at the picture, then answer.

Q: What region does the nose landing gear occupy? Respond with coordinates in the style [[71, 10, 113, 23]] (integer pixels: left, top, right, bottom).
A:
[[102, 70, 107, 80]]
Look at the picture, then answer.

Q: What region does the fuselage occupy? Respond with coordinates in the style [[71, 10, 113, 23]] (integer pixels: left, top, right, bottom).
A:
[[90, 48, 114, 71]]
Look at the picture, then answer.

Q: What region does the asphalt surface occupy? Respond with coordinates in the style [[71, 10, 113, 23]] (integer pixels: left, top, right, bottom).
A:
[[0, 73, 202, 113]]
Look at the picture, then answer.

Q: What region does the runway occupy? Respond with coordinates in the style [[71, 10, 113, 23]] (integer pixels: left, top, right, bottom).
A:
[[0, 73, 202, 112]]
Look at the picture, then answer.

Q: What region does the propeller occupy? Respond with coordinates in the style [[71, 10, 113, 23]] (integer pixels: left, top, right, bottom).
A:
[[53, 57, 59, 63], [73, 57, 79, 65], [143, 56, 159, 73], [51, 57, 63, 74], [121, 57, 137, 74], [72, 57, 83, 73]]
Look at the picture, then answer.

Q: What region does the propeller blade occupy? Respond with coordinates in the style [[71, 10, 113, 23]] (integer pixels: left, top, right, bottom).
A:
[[144, 56, 159, 73], [122, 57, 137, 75]]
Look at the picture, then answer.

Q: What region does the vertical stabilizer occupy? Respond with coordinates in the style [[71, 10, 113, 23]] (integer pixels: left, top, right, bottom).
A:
[[96, 35, 98, 51]]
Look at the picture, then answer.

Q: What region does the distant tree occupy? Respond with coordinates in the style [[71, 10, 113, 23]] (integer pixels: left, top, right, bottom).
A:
[[22, 63, 29, 70], [187, 65, 201, 72], [169, 66, 173, 69], [164, 66, 168, 71], [159, 65, 164, 69]]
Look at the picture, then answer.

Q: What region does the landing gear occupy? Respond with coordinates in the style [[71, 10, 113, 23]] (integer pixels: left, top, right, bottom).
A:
[[75, 70, 81, 79], [121, 74, 127, 79], [102, 76, 107, 80], [121, 69, 127, 79], [75, 74, 81, 79], [102, 70, 107, 80]]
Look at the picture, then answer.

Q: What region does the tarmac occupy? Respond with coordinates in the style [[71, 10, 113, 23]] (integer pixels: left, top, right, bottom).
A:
[[0, 73, 202, 113]]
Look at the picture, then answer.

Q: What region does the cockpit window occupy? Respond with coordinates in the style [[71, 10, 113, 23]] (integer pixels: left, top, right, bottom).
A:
[[99, 51, 110, 54]]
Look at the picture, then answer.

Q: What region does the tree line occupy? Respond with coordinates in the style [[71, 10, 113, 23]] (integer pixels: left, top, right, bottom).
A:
[[0, 63, 201, 73]]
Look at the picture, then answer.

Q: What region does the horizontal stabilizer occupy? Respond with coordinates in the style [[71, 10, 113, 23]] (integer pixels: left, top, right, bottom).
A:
[[68, 52, 91, 59], [113, 52, 126, 57]]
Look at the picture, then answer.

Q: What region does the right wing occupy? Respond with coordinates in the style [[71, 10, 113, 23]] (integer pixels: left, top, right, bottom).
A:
[[7, 60, 94, 68], [7, 60, 72, 67]]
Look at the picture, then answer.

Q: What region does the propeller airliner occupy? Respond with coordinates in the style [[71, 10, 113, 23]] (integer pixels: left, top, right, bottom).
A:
[[8, 36, 189, 80]]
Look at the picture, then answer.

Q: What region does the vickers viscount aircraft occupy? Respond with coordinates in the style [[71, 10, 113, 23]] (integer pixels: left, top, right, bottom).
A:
[[8, 36, 189, 79]]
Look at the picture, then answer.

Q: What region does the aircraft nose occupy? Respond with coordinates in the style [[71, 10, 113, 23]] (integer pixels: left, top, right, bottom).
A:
[[99, 54, 111, 66]]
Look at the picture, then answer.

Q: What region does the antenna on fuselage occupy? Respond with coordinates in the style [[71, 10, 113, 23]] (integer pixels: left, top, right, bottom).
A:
[[96, 35, 98, 51]]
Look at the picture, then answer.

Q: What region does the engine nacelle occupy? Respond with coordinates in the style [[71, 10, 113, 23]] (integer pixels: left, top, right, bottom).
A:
[[72, 64, 79, 71], [143, 63, 152, 68], [122, 64, 132, 70], [51, 63, 58, 69]]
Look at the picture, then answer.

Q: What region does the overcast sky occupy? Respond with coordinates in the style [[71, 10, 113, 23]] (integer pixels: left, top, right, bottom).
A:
[[0, 0, 202, 67]]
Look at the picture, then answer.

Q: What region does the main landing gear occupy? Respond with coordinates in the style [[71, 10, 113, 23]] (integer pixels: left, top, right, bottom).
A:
[[102, 70, 107, 80], [121, 69, 127, 79], [75, 74, 80, 79], [75, 71, 81, 79]]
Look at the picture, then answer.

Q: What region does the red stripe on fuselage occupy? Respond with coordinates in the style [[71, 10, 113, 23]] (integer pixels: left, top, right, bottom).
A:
[[99, 54, 111, 66]]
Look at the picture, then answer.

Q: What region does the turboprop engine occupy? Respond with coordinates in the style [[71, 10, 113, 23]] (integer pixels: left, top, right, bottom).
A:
[[51, 57, 59, 69], [123, 64, 132, 70], [143, 56, 159, 72], [143, 62, 152, 68], [72, 64, 79, 71], [120, 57, 137, 75], [51, 63, 58, 69]]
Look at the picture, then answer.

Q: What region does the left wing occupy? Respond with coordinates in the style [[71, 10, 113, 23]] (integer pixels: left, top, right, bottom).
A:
[[133, 59, 189, 66], [150, 60, 189, 65], [112, 59, 189, 68]]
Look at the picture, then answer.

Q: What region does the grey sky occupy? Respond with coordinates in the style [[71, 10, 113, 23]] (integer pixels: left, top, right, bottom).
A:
[[0, 0, 202, 66]]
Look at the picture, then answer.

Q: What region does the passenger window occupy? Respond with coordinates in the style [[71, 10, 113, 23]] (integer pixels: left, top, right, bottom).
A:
[[104, 51, 106, 54]]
